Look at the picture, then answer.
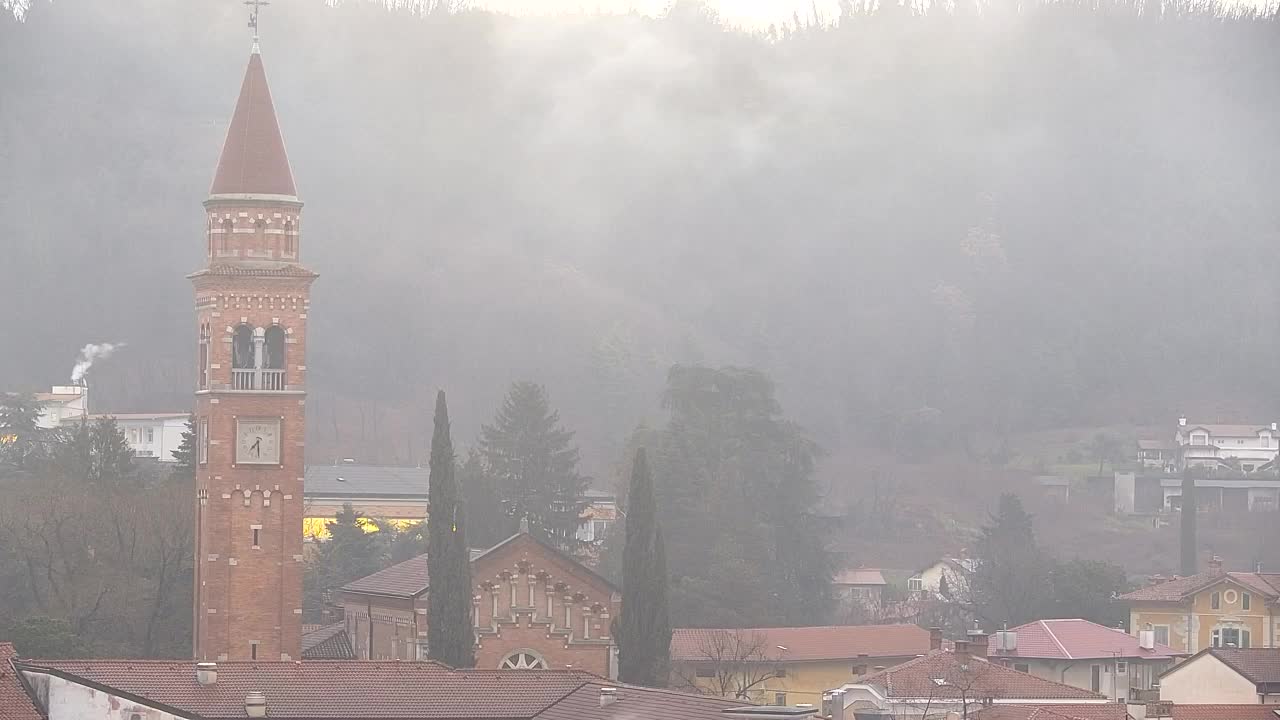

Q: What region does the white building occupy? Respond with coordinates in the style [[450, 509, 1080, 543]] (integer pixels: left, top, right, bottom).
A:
[[29, 386, 88, 428], [83, 413, 189, 462], [1175, 419, 1280, 474], [1159, 647, 1280, 705]]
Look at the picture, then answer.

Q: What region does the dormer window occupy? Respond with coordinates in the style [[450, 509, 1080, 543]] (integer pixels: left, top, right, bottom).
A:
[[1191, 433, 1208, 446]]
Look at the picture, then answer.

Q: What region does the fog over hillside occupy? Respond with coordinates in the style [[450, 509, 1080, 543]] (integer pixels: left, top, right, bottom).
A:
[[2, 0, 1278, 484]]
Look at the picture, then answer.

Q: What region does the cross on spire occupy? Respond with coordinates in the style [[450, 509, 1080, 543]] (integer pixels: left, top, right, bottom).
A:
[[245, 0, 270, 48]]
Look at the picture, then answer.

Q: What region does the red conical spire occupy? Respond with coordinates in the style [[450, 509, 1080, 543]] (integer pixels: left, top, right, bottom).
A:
[[209, 48, 297, 198]]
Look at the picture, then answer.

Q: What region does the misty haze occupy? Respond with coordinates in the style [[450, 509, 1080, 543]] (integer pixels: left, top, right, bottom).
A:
[[2, 0, 1279, 718]]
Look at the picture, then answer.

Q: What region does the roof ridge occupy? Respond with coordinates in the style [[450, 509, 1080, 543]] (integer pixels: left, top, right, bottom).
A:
[[1041, 619, 1074, 660]]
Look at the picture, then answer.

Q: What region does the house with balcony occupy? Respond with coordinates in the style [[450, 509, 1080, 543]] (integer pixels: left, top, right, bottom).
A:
[[986, 618, 1186, 704], [1174, 419, 1280, 475], [81, 412, 189, 461]]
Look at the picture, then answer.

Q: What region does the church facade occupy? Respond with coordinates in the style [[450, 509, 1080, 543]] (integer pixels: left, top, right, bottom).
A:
[[341, 533, 621, 676], [191, 44, 314, 662]]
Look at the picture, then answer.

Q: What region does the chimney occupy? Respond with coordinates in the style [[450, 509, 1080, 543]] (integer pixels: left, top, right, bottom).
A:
[[967, 630, 989, 658], [1179, 417, 1187, 427], [955, 640, 971, 666], [1272, 422, 1277, 432], [599, 687, 617, 708], [929, 627, 943, 651], [196, 662, 217, 686], [822, 689, 846, 720], [245, 692, 267, 718], [1208, 556, 1224, 575]]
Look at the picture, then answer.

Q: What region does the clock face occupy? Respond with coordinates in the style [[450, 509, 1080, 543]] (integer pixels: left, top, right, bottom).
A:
[[236, 418, 281, 465]]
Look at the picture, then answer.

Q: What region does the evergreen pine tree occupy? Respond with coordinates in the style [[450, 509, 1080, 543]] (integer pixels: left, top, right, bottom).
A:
[[616, 448, 670, 687], [477, 382, 588, 552], [170, 414, 196, 480], [427, 391, 475, 667], [0, 392, 46, 471]]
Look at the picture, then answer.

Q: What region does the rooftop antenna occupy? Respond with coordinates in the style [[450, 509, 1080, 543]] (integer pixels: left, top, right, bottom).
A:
[[245, 0, 270, 53]]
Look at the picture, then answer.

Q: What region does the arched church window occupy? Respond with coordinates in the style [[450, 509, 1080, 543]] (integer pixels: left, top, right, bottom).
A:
[[499, 650, 548, 670], [263, 326, 286, 369], [232, 325, 255, 369]]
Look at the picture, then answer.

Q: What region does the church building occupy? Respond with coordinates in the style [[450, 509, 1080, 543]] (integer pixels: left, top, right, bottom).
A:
[[191, 39, 314, 662]]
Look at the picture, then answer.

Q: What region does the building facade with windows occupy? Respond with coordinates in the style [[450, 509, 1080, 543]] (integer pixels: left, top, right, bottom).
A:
[[81, 412, 189, 461], [1120, 564, 1280, 654], [1158, 648, 1280, 704], [986, 618, 1185, 704], [339, 532, 620, 677], [1175, 420, 1280, 474]]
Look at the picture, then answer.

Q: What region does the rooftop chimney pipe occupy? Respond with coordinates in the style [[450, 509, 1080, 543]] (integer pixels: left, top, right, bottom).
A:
[[245, 691, 267, 718], [966, 630, 989, 658], [929, 627, 943, 651], [1208, 556, 1224, 575], [196, 662, 217, 686], [600, 687, 618, 708]]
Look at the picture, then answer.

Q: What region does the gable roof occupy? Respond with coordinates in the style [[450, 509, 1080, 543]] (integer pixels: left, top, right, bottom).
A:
[[998, 619, 1184, 660], [1120, 572, 1280, 603], [856, 650, 1105, 700], [341, 532, 618, 600], [1167, 706, 1280, 720], [1205, 648, 1280, 688], [300, 623, 354, 660], [1182, 425, 1273, 438], [209, 49, 297, 198], [0, 644, 41, 720], [15, 659, 739, 720], [834, 568, 888, 586], [671, 624, 930, 663], [972, 704, 1130, 720]]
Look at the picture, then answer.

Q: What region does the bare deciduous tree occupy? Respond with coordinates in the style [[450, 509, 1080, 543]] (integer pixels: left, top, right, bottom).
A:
[[673, 629, 787, 701]]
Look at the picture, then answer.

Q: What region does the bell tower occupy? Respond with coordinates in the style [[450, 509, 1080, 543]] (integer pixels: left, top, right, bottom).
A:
[[191, 41, 314, 661]]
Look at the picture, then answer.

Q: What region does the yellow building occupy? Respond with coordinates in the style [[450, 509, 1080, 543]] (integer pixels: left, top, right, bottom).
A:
[[669, 624, 933, 706], [1120, 562, 1280, 654]]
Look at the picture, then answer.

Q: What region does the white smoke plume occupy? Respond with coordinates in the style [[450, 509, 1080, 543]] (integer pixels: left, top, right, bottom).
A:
[[70, 342, 125, 383]]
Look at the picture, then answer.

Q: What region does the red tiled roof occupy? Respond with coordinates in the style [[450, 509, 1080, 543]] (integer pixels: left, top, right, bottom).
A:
[[671, 624, 930, 663], [535, 680, 743, 720], [0, 643, 41, 720], [858, 650, 1105, 700], [997, 619, 1184, 660], [973, 704, 1130, 720], [1168, 705, 1280, 720], [209, 50, 297, 197], [300, 623, 354, 660], [13, 659, 741, 720], [341, 553, 431, 597], [1120, 572, 1280, 603]]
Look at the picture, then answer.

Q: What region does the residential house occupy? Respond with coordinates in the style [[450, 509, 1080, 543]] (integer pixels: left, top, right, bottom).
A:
[[987, 618, 1185, 703], [908, 558, 976, 598], [1175, 420, 1280, 474], [303, 463, 616, 543], [0, 643, 41, 720], [1159, 648, 1280, 705], [27, 385, 88, 428], [1138, 439, 1176, 472], [823, 635, 1108, 720], [13, 658, 750, 720], [1119, 562, 1280, 653], [340, 531, 620, 676], [85, 412, 189, 461], [670, 624, 932, 707], [833, 567, 888, 610]]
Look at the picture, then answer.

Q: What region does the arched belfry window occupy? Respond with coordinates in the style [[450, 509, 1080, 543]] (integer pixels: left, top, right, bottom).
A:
[[262, 326, 287, 390], [232, 324, 256, 389]]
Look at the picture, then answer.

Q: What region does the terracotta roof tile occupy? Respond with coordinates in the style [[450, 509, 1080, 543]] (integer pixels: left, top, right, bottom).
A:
[[209, 50, 296, 197], [300, 623, 354, 660], [1168, 705, 1280, 720], [13, 660, 742, 720], [834, 568, 888, 586], [973, 704, 1130, 720], [1208, 648, 1280, 686], [857, 650, 1105, 700], [341, 552, 431, 598], [0, 644, 41, 720], [995, 619, 1184, 660], [534, 680, 744, 720], [671, 624, 930, 663], [1120, 572, 1280, 603]]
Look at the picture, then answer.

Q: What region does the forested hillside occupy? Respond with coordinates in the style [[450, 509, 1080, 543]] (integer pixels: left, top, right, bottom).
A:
[[2, 0, 1278, 480]]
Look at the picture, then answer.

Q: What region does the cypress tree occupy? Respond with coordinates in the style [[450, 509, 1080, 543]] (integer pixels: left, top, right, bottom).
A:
[[616, 448, 670, 687], [427, 391, 475, 667]]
